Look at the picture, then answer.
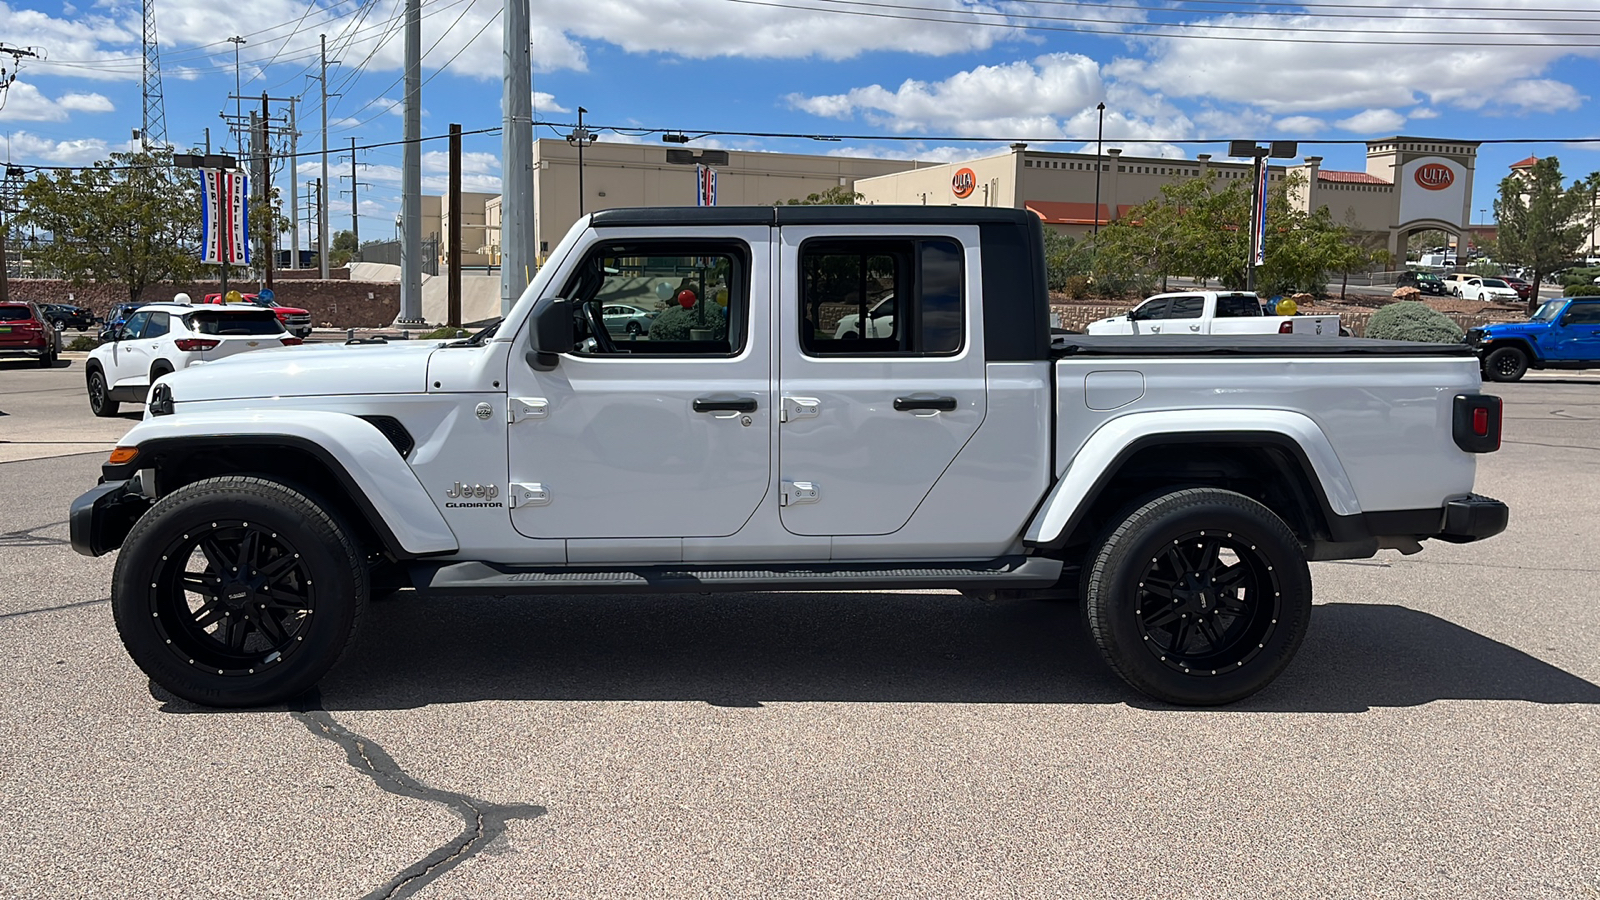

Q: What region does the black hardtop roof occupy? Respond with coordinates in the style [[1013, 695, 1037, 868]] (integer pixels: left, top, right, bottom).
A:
[[589, 206, 1038, 228]]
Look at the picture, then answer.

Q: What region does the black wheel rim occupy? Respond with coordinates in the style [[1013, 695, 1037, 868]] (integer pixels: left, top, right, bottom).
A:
[[1134, 531, 1281, 676], [89, 374, 106, 408], [1494, 354, 1521, 377], [147, 520, 317, 676]]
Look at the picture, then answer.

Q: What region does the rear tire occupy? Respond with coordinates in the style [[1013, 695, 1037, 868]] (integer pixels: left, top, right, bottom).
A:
[[87, 367, 119, 416], [111, 477, 369, 707], [1082, 488, 1312, 706], [1484, 346, 1528, 382]]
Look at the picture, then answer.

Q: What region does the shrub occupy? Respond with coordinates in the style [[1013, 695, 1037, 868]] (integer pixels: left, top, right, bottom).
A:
[[1363, 301, 1464, 343], [419, 326, 468, 340], [65, 335, 101, 351], [1561, 268, 1600, 287], [648, 303, 727, 341], [1564, 283, 1600, 298]]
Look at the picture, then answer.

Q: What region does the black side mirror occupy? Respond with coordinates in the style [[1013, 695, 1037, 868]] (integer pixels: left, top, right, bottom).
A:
[[99, 327, 120, 342], [526, 296, 574, 371]]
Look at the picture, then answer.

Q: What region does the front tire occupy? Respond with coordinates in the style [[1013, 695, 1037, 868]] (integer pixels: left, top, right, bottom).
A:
[[1082, 488, 1312, 706], [111, 477, 368, 707], [87, 368, 120, 416], [1484, 346, 1528, 382]]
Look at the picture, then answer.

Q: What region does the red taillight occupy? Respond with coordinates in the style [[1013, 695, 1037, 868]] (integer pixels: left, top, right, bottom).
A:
[[280, 337, 303, 346], [1472, 407, 1489, 437], [1278, 320, 1294, 334], [174, 338, 220, 351]]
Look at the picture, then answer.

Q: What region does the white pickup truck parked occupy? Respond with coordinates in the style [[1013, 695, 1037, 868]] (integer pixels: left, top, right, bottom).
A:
[[72, 207, 1507, 709], [1087, 291, 1340, 337]]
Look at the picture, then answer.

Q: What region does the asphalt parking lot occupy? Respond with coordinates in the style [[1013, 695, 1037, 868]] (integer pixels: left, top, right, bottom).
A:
[[2, 358, 1599, 899]]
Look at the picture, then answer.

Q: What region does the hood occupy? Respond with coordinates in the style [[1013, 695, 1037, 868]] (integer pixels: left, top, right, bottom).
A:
[[1482, 321, 1546, 337], [165, 340, 442, 402]]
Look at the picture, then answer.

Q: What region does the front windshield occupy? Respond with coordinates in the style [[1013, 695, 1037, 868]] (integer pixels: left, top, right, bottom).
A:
[[1530, 301, 1564, 322]]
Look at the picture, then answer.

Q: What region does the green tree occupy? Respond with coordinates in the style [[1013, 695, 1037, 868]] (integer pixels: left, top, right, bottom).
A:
[[250, 186, 292, 270], [779, 185, 864, 205], [1040, 227, 1092, 292], [16, 149, 204, 302], [1494, 157, 1590, 315], [329, 229, 358, 267]]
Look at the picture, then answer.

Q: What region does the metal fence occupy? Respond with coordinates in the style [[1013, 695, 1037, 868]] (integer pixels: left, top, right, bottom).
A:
[[357, 238, 439, 276]]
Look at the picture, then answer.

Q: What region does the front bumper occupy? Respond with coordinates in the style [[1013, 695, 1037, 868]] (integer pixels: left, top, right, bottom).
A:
[[69, 480, 151, 557]]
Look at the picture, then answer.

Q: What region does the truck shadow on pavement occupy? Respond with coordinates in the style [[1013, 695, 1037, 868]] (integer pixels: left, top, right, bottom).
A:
[[161, 594, 1600, 715]]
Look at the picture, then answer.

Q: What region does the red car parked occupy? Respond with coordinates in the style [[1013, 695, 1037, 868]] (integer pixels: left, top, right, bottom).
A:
[[0, 301, 60, 367], [1499, 276, 1534, 302]]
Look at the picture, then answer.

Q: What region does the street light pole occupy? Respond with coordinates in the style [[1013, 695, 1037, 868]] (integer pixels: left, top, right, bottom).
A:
[[226, 36, 246, 159], [1093, 102, 1105, 239], [568, 106, 593, 217]]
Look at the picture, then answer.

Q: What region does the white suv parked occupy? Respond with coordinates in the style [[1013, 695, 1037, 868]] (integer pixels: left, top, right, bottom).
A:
[[85, 304, 299, 417]]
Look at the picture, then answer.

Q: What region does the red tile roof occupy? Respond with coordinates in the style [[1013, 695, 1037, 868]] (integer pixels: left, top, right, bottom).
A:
[[1317, 170, 1390, 185], [1509, 155, 1539, 168]]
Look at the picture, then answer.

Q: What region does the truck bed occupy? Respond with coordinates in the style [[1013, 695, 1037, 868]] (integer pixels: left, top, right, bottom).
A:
[[1052, 334, 1475, 358]]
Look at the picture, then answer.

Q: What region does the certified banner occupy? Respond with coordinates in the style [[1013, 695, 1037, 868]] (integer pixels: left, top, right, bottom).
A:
[[200, 168, 250, 265], [1251, 162, 1269, 268], [695, 164, 717, 207]]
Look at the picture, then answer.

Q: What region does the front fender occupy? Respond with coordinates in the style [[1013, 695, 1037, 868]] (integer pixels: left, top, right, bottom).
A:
[[103, 410, 459, 557], [1023, 409, 1360, 546]]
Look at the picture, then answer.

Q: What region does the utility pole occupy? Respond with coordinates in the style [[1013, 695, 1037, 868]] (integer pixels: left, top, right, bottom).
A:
[[304, 179, 321, 261], [226, 36, 246, 158], [317, 34, 338, 279], [286, 97, 299, 269], [500, 0, 535, 315], [448, 123, 462, 328], [0, 166, 23, 305], [396, 0, 423, 324], [140, 0, 168, 148], [339, 137, 370, 255]]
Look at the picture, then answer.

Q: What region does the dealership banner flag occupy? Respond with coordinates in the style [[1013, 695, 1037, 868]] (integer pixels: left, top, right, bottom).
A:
[[696, 164, 717, 207], [1251, 162, 1269, 268], [200, 168, 250, 265]]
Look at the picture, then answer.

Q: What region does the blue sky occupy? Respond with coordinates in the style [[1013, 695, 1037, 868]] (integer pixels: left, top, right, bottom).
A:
[[2, 0, 1598, 246]]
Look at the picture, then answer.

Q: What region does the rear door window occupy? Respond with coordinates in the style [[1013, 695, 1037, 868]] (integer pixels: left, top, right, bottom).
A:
[[1167, 295, 1205, 319], [189, 312, 285, 335]]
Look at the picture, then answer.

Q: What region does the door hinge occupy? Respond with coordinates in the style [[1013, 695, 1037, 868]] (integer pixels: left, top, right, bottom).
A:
[[779, 396, 820, 424], [509, 482, 552, 508], [780, 480, 819, 507], [509, 397, 549, 423]]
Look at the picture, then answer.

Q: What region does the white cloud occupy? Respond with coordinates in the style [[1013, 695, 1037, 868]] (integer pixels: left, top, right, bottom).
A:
[[1493, 79, 1585, 112], [1274, 116, 1325, 136], [0, 82, 113, 121], [1409, 107, 1440, 120], [4, 130, 113, 165], [531, 92, 568, 114], [1334, 108, 1406, 134]]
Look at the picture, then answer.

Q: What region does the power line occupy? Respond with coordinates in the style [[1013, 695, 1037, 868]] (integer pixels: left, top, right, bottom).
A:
[[715, 0, 1600, 44], [336, 1, 498, 131]]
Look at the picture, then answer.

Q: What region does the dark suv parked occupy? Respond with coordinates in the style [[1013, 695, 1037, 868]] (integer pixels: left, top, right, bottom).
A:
[[0, 301, 61, 367], [38, 302, 98, 332], [1397, 270, 1450, 296]]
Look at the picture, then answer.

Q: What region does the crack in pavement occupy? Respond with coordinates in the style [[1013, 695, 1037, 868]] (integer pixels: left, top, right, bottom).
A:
[[0, 521, 72, 548], [289, 690, 545, 900], [0, 597, 108, 620]]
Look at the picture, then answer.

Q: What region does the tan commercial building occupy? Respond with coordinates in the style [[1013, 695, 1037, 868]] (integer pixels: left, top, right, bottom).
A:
[[438, 191, 497, 269], [519, 139, 930, 259], [856, 137, 1482, 267]]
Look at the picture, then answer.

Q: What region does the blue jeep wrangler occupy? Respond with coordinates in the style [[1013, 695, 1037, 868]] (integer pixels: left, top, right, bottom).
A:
[[1467, 296, 1600, 382]]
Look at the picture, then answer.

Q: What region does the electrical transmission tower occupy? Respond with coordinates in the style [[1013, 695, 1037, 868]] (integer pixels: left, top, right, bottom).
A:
[[141, 0, 168, 148]]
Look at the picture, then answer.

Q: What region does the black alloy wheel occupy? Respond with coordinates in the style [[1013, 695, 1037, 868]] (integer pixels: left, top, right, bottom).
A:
[[112, 477, 367, 707], [1484, 346, 1528, 382], [1082, 488, 1312, 706], [87, 368, 119, 416]]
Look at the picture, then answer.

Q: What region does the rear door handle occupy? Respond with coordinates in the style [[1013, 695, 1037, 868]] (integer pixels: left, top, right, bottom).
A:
[[694, 397, 757, 413], [893, 396, 957, 412]]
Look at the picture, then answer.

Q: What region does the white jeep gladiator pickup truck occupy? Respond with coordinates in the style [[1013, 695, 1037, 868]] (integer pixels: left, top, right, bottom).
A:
[[71, 207, 1508, 709], [1087, 290, 1340, 338]]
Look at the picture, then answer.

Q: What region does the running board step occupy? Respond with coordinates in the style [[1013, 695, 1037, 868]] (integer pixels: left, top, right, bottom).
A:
[[406, 556, 1062, 595]]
